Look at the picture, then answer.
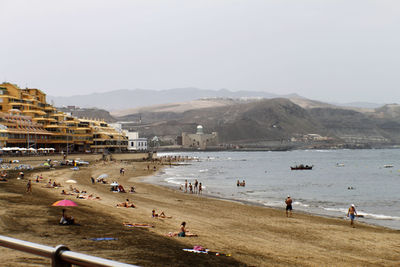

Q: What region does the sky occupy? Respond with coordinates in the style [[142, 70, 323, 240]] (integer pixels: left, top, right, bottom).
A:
[[1, 0, 400, 104]]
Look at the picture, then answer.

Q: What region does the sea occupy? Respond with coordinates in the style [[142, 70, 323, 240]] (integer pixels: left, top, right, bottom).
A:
[[145, 149, 400, 230]]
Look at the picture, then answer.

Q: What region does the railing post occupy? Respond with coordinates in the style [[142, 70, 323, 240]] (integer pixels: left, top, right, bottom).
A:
[[52, 245, 71, 267]]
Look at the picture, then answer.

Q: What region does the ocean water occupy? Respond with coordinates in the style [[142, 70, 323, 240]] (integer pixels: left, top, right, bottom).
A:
[[146, 149, 400, 230]]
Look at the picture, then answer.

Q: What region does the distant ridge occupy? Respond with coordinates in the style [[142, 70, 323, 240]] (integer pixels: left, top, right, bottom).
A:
[[47, 88, 298, 111]]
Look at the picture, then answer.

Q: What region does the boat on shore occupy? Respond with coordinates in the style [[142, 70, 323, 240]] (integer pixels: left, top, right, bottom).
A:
[[291, 164, 313, 170]]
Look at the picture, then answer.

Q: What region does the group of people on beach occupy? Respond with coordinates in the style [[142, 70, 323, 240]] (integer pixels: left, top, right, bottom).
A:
[[181, 179, 203, 194], [285, 195, 359, 227]]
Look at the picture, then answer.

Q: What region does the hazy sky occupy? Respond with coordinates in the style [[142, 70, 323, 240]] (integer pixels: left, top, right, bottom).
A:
[[1, 0, 400, 103]]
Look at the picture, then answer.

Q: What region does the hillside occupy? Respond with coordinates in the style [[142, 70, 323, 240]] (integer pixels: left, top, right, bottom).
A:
[[118, 98, 327, 145], [116, 98, 400, 149], [48, 88, 299, 111], [57, 107, 117, 122]]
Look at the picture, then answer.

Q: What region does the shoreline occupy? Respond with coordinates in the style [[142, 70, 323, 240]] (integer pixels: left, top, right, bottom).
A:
[[154, 144, 400, 152], [153, 150, 400, 231], [1, 154, 399, 266], [144, 173, 400, 232]]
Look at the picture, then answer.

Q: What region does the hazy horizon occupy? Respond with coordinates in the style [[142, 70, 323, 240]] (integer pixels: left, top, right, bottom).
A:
[[2, 1, 400, 103]]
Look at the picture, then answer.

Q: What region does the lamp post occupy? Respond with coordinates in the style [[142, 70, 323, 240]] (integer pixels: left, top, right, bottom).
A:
[[66, 129, 69, 158], [27, 129, 29, 149]]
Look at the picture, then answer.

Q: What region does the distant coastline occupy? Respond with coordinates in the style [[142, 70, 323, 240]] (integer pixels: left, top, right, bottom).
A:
[[154, 143, 400, 152]]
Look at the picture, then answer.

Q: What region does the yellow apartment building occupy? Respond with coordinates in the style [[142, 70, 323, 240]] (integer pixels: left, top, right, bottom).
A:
[[0, 82, 128, 152]]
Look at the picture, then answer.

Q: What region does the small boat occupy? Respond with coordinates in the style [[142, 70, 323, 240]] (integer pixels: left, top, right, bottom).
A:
[[383, 164, 394, 168], [290, 164, 313, 170]]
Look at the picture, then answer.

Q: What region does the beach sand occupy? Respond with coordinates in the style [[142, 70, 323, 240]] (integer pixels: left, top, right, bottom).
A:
[[0, 154, 399, 266]]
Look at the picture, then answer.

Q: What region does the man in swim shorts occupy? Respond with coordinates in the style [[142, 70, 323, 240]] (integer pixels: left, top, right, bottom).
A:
[[347, 204, 357, 227], [285, 195, 293, 217]]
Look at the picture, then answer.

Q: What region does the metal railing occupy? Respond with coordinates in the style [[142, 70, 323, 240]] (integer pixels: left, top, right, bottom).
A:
[[0, 235, 139, 267]]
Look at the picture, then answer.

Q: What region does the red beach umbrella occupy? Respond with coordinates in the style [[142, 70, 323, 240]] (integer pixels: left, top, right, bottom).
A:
[[52, 199, 78, 219], [52, 199, 78, 207]]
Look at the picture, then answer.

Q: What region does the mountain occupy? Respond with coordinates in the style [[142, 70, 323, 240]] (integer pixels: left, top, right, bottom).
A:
[[116, 98, 400, 149], [47, 88, 297, 111]]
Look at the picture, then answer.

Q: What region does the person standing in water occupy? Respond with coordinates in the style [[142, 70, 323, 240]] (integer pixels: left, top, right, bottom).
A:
[[347, 204, 357, 227]]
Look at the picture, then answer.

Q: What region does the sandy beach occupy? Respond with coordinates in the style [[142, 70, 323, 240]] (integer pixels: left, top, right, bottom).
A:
[[0, 153, 399, 266]]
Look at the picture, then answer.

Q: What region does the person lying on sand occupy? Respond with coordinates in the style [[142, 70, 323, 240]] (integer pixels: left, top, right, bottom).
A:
[[61, 190, 74, 195], [117, 199, 135, 208], [52, 181, 62, 187], [168, 222, 197, 237], [152, 209, 172, 218]]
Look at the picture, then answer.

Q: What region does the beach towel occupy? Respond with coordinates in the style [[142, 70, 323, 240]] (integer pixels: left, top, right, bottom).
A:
[[183, 249, 208, 254], [90, 237, 117, 241], [123, 223, 154, 228]]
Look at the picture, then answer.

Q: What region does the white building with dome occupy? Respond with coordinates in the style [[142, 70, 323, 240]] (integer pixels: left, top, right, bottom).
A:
[[182, 125, 218, 149]]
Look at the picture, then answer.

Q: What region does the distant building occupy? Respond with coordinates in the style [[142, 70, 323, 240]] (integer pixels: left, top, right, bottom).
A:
[[182, 125, 218, 149], [0, 82, 127, 152], [126, 131, 147, 151]]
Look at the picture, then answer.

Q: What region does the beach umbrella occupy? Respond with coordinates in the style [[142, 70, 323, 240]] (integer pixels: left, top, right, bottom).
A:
[[110, 182, 119, 186], [52, 199, 78, 207], [98, 174, 108, 179], [52, 199, 78, 219], [66, 179, 77, 184]]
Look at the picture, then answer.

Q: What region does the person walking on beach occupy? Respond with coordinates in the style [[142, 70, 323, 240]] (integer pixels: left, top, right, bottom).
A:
[[26, 179, 32, 193], [285, 195, 293, 217], [347, 204, 357, 227], [198, 182, 202, 194], [194, 179, 198, 193], [184, 179, 188, 193]]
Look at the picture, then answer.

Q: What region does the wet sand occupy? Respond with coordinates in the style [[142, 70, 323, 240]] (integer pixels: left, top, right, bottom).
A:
[[0, 154, 399, 266]]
